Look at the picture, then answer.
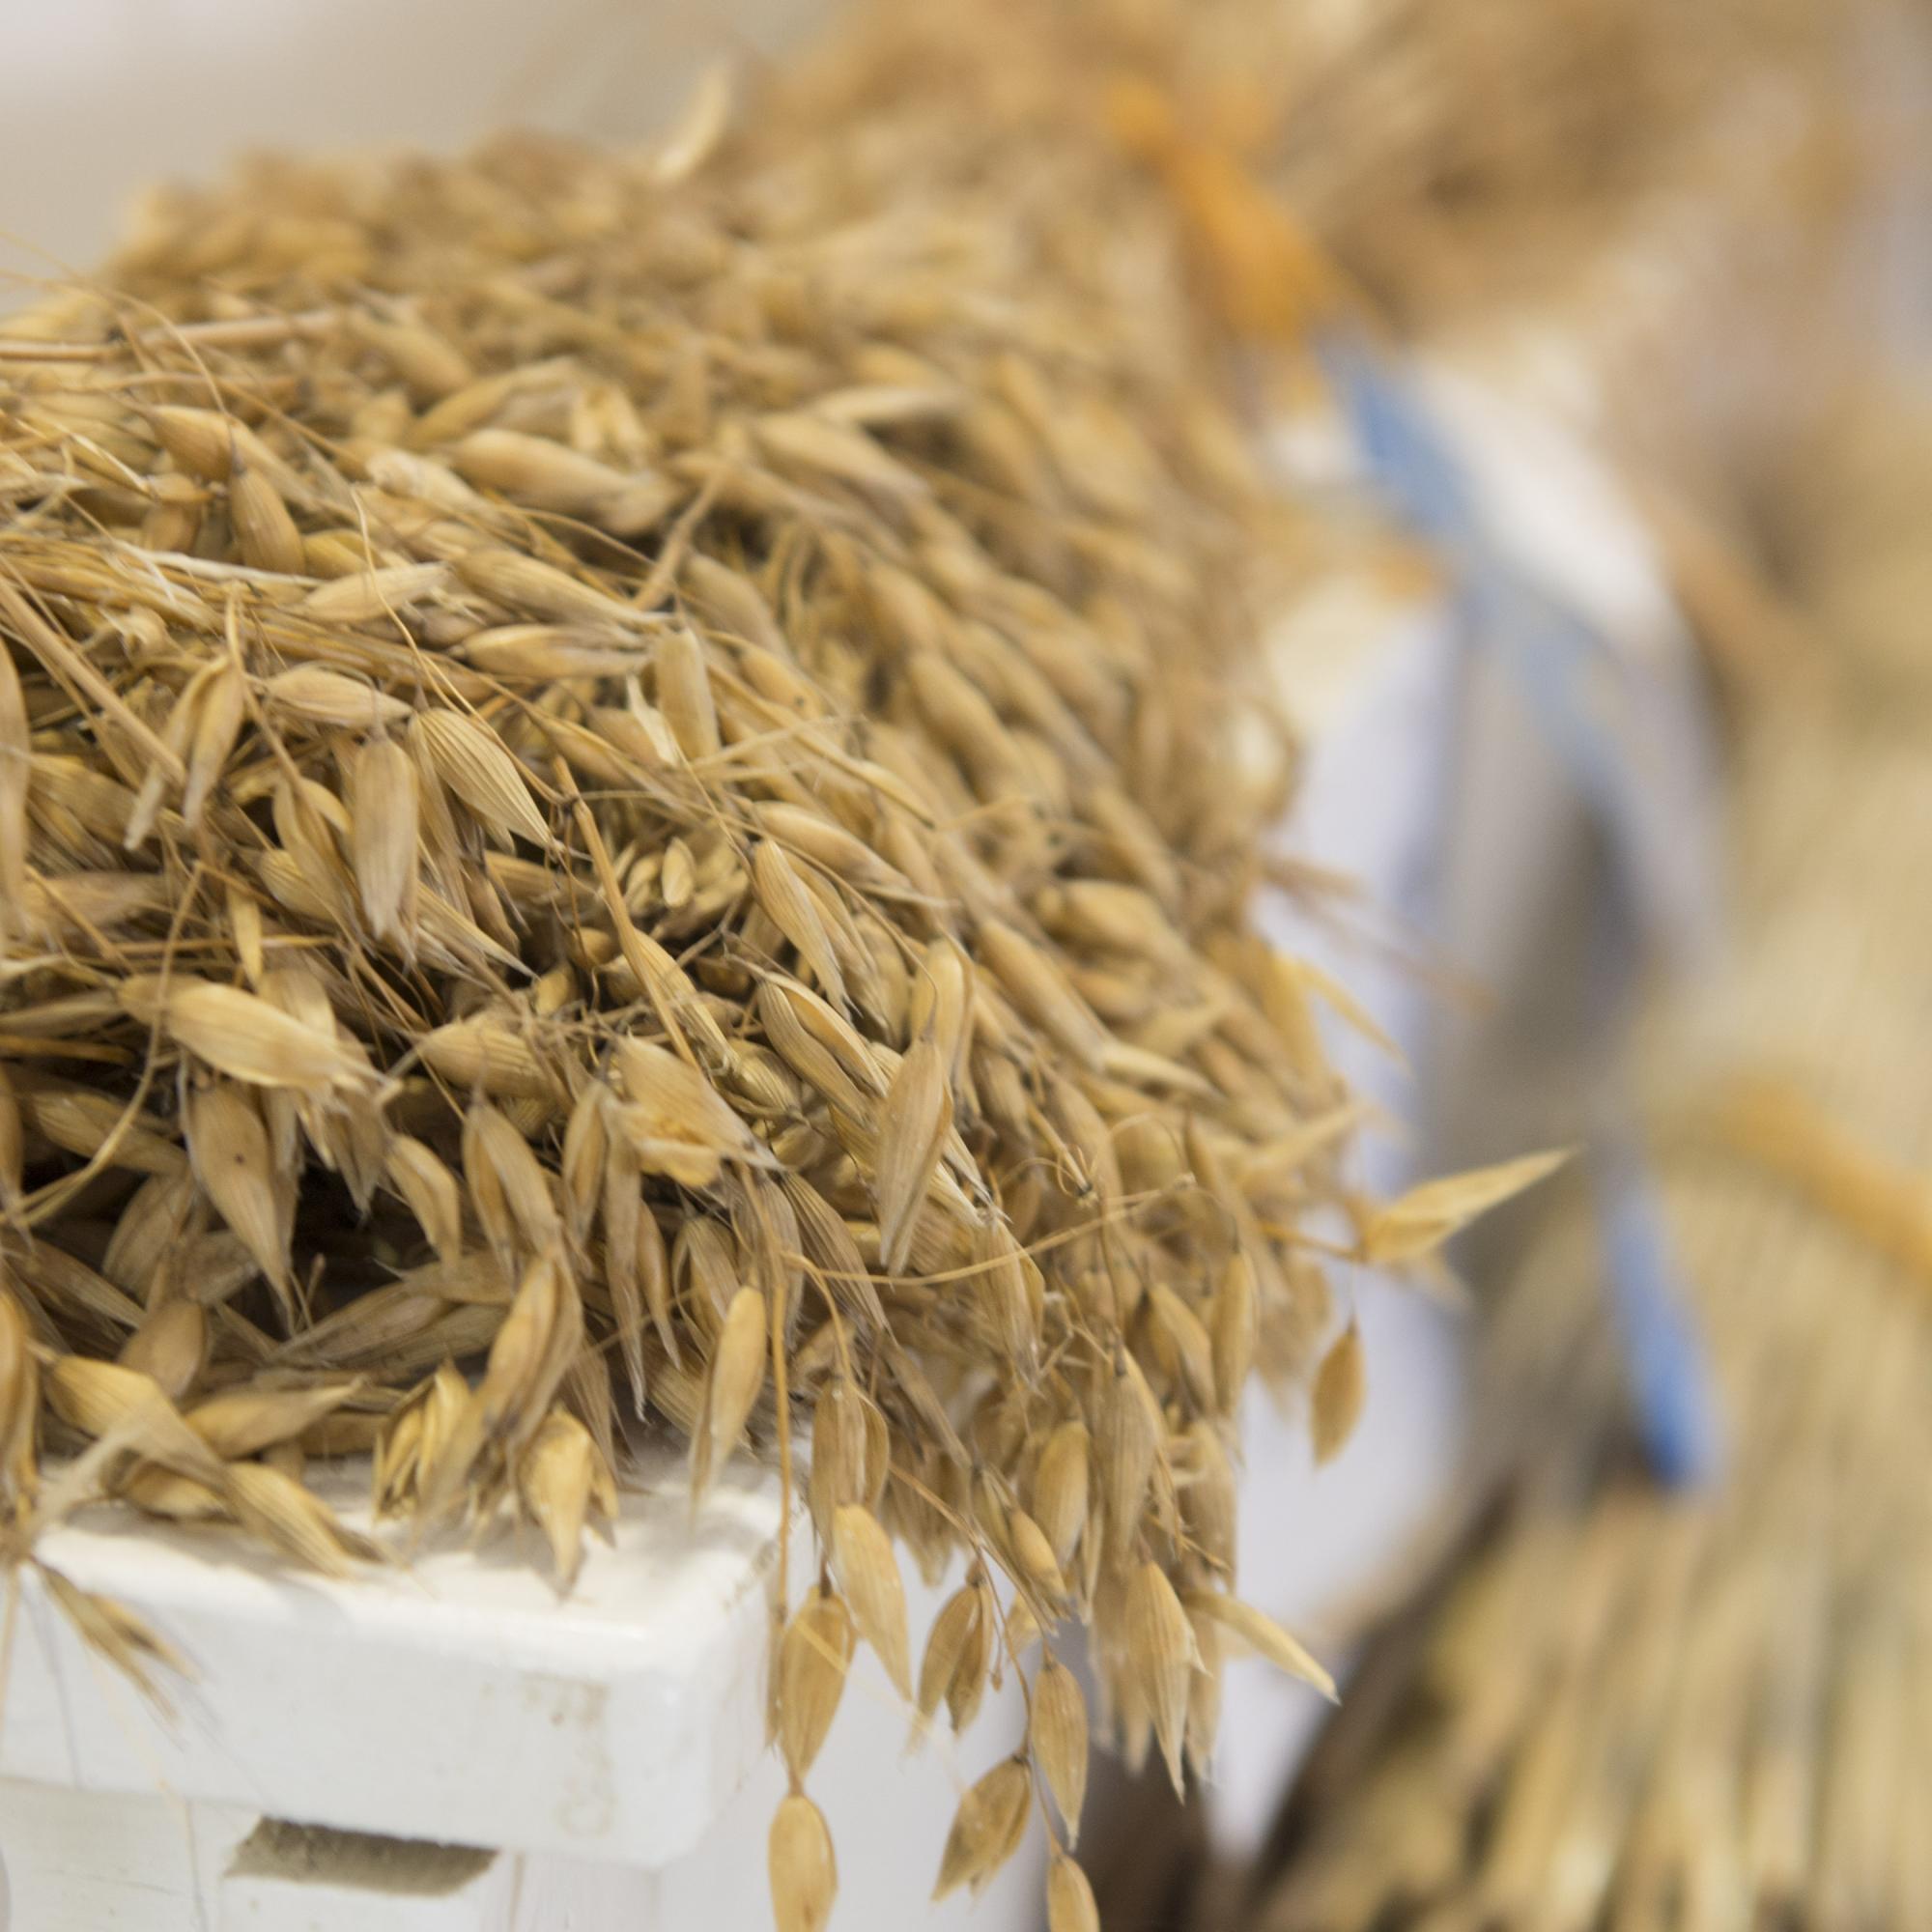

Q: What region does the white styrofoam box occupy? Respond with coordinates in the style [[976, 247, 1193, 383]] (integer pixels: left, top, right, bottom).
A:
[[4, 1452, 799, 1869], [0, 1458, 1039, 1932]]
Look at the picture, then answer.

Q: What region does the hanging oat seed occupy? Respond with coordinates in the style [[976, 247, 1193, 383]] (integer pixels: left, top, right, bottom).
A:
[[777, 1585, 857, 1780], [1032, 1655, 1090, 1844], [933, 1756, 1032, 1902], [831, 1501, 911, 1699], [768, 1792, 837, 1932]]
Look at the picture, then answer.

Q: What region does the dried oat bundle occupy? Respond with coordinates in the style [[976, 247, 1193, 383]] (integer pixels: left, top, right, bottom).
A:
[[1140, 0, 1864, 329], [782, 0, 1871, 335], [1238, 385, 1932, 1932], [1246, 1164, 1932, 1932], [0, 43, 1536, 1927]]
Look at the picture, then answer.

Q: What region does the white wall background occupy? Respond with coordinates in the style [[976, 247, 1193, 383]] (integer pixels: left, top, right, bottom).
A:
[[0, 0, 818, 285]]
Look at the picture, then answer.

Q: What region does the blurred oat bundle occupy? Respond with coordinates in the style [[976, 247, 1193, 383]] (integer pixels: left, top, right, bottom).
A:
[[1237, 382, 1932, 1932], [0, 19, 1539, 1924], [1134, 0, 1869, 326]]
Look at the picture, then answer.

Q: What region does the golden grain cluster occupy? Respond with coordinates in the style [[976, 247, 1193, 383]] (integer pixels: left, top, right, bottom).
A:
[[0, 31, 1548, 1932]]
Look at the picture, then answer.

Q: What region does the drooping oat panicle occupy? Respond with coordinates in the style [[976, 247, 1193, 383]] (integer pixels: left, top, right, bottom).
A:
[[0, 26, 1547, 1915]]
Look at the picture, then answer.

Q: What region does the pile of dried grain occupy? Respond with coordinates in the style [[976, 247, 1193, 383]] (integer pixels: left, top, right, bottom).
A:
[[0, 45, 1554, 1932]]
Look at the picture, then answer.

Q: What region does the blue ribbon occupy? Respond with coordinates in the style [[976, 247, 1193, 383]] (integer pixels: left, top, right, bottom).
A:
[[1319, 329, 1722, 1489]]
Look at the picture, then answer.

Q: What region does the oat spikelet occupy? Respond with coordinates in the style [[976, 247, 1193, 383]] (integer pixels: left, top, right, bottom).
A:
[[229, 459, 304, 575], [1359, 1151, 1569, 1264], [916, 1575, 991, 1739], [147, 979, 366, 1093], [519, 1407, 602, 1590], [348, 737, 419, 942], [40, 1568, 192, 1701], [0, 638, 26, 915], [1033, 1421, 1090, 1574], [1310, 1317, 1367, 1465], [808, 1378, 888, 1539], [933, 1755, 1033, 1901], [263, 666, 412, 732], [226, 1461, 359, 1576], [694, 1286, 766, 1500], [0, 1066, 25, 1215], [752, 840, 848, 1010], [831, 1501, 910, 1699], [413, 708, 551, 849], [1032, 1655, 1091, 1844], [187, 1384, 357, 1461], [768, 1792, 837, 1932], [1211, 1253, 1259, 1416], [1126, 1558, 1202, 1796], [185, 1083, 293, 1319], [1182, 1590, 1336, 1701], [1046, 1852, 1101, 1932], [44, 1356, 226, 1486], [873, 1037, 952, 1275], [777, 1585, 856, 1779], [1097, 1350, 1161, 1569], [654, 627, 721, 759], [0, 1288, 41, 1503], [384, 1136, 464, 1264], [118, 1300, 209, 1401]]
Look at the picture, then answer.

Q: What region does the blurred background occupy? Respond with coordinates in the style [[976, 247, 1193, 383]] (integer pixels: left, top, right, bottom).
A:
[[6, 4, 1932, 1930], [0, 1, 814, 276]]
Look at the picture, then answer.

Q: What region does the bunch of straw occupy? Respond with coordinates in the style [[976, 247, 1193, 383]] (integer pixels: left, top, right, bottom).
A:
[[0, 36, 1563, 1929], [1237, 385, 1932, 1932], [1156, 0, 1859, 330]]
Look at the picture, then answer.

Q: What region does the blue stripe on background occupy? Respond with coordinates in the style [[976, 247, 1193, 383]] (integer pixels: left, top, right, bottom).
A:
[[1320, 328, 1722, 1490]]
